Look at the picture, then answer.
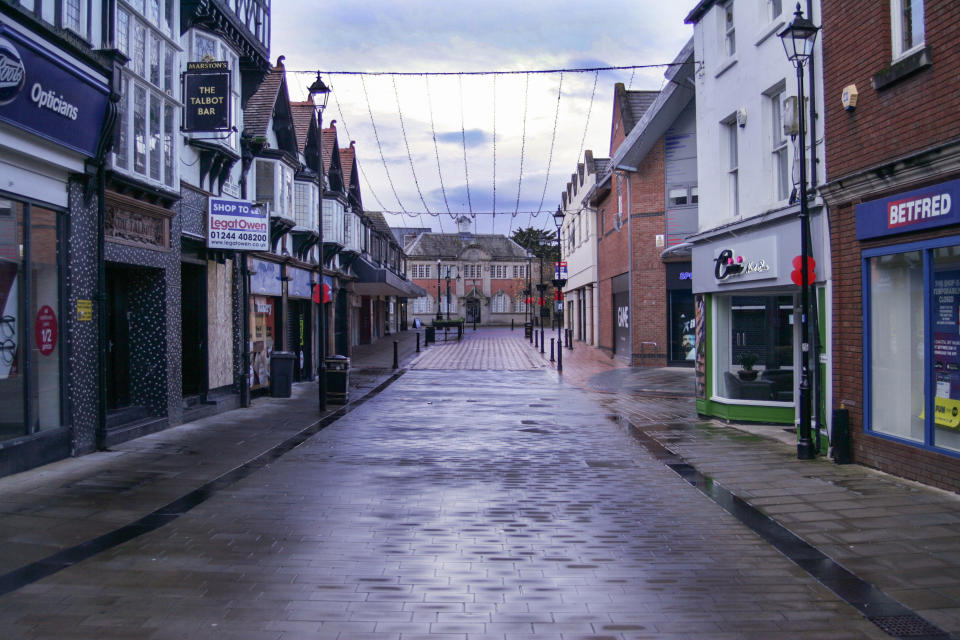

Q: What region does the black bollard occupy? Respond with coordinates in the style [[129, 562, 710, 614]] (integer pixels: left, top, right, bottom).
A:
[[534, 331, 539, 348], [550, 338, 555, 362], [557, 335, 563, 372], [393, 340, 399, 369], [511, 319, 514, 331], [540, 328, 545, 354], [416, 332, 420, 352]]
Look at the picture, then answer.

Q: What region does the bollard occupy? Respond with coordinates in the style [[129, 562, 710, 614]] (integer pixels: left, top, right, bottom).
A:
[[550, 338, 555, 362], [416, 332, 420, 352], [567, 328, 573, 350], [557, 335, 563, 372], [511, 319, 514, 331], [540, 328, 545, 354], [393, 340, 399, 369], [534, 331, 539, 348]]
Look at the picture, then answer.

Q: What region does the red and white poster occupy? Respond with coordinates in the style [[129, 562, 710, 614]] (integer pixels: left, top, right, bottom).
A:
[[34, 305, 57, 356]]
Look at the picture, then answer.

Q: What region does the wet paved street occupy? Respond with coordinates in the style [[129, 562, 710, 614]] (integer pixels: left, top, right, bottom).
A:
[[0, 336, 893, 639]]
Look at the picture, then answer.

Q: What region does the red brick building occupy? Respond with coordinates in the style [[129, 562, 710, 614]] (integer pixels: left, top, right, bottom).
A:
[[820, 0, 960, 491], [586, 50, 697, 366]]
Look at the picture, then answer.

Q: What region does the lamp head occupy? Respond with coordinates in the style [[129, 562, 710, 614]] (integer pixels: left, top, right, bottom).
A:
[[778, 3, 819, 66], [308, 73, 331, 109], [553, 205, 564, 229]]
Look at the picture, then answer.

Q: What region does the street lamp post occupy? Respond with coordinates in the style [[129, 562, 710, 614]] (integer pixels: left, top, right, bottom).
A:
[[308, 74, 330, 412], [444, 265, 459, 321], [552, 207, 567, 373], [435, 258, 443, 321], [779, 4, 819, 460]]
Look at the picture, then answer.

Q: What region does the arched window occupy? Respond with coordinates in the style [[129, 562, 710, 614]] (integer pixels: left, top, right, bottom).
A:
[[492, 292, 510, 313], [514, 296, 528, 313]]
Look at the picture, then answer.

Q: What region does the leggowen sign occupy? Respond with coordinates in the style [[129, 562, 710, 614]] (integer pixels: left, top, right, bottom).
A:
[[207, 198, 269, 251]]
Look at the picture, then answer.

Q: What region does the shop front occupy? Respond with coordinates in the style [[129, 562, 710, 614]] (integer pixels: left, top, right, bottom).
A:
[[0, 18, 113, 475], [855, 179, 960, 462], [612, 273, 630, 360], [248, 258, 282, 394], [666, 262, 694, 365], [286, 266, 313, 382], [691, 211, 827, 426]]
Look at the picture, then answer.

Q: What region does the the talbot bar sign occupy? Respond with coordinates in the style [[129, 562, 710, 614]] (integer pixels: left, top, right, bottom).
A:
[[182, 61, 231, 132]]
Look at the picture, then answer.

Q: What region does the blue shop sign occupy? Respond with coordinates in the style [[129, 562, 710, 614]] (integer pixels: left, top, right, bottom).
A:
[[0, 25, 111, 157], [288, 267, 313, 299], [856, 179, 959, 241], [249, 259, 282, 296]]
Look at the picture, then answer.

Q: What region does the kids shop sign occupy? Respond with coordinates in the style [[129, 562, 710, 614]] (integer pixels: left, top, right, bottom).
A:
[[856, 179, 959, 240]]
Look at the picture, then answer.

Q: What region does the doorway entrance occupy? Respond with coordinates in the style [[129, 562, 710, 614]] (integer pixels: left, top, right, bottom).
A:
[[466, 299, 481, 324], [181, 262, 206, 397], [106, 266, 131, 411]]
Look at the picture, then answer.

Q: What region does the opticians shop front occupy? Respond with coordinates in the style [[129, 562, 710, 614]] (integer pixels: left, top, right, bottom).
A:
[[690, 207, 830, 439]]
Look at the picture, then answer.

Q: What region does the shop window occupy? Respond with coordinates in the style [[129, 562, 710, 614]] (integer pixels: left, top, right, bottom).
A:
[[864, 240, 960, 455], [0, 199, 63, 441], [715, 295, 794, 402]]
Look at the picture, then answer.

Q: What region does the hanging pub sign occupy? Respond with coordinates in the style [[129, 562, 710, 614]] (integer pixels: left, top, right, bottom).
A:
[[182, 61, 231, 132], [207, 197, 269, 251]]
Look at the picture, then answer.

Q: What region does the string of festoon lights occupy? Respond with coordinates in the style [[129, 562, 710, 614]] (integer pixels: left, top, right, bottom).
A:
[[286, 62, 694, 235]]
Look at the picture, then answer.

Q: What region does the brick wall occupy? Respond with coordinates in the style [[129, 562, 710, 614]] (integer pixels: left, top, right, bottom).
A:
[[825, 0, 960, 492], [596, 186, 627, 354], [628, 139, 668, 367], [823, 0, 960, 182]]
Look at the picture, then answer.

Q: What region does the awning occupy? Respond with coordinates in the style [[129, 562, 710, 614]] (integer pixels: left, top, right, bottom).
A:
[[352, 258, 427, 298]]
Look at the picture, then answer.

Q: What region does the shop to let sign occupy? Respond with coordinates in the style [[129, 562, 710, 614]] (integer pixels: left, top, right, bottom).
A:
[[182, 61, 231, 132], [207, 198, 269, 251]]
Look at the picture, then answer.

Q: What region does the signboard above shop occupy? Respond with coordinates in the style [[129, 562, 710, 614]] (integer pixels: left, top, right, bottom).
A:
[[0, 25, 111, 157], [207, 197, 269, 251], [182, 60, 231, 132], [856, 179, 959, 240]]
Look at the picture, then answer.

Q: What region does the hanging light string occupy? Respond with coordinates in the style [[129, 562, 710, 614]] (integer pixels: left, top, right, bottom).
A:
[[393, 75, 433, 215], [509, 73, 530, 238], [577, 70, 600, 166], [360, 74, 410, 215], [491, 73, 497, 235], [330, 87, 388, 212], [289, 62, 690, 77], [458, 73, 474, 217], [532, 71, 564, 227], [424, 74, 452, 216]]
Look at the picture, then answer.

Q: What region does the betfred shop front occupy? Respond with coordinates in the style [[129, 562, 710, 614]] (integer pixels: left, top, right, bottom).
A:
[[847, 178, 960, 489], [691, 210, 829, 432]]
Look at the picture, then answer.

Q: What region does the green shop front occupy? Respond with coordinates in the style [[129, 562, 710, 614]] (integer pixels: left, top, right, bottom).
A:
[[690, 210, 829, 430]]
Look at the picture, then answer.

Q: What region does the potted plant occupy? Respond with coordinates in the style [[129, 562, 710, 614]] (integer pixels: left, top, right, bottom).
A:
[[737, 352, 759, 381]]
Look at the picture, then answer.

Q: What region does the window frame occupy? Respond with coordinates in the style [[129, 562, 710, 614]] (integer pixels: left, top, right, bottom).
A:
[[723, 118, 740, 217], [890, 0, 925, 61], [722, 1, 736, 58], [766, 83, 790, 204], [862, 235, 960, 459]]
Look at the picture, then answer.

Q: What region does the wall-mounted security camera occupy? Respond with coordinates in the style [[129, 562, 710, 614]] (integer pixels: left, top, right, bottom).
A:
[[736, 107, 748, 128]]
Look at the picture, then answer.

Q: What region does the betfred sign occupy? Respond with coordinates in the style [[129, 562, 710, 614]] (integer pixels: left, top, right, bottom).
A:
[[856, 179, 960, 240], [207, 198, 269, 251]]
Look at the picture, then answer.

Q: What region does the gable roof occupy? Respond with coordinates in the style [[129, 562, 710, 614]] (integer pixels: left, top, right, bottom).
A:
[[289, 101, 316, 154], [617, 85, 660, 136], [405, 233, 530, 260], [364, 211, 395, 239], [340, 142, 356, 190], [243, 64, 285, 138]]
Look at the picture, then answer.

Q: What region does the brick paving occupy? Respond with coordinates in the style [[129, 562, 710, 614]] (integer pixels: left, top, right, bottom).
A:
[[0, 329, 958, 638]]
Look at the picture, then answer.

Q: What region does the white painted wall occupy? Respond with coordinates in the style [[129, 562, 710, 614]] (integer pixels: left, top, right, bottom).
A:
[[692, 0, 825, 232]]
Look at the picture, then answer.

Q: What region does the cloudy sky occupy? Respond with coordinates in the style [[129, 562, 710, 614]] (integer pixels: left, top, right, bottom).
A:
[[274, 1, 694, 236]]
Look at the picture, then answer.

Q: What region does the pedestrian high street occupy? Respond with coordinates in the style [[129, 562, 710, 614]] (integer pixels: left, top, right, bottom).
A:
[[1, 329, 958, 639]]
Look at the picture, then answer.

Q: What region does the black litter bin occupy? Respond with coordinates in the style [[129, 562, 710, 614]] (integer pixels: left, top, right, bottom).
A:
[[425, 326, 436, 344], [832, 408, 852, 464], [270, 351, 296, 398], [524, 321, 533, 339], [325, 355, 350, 404]]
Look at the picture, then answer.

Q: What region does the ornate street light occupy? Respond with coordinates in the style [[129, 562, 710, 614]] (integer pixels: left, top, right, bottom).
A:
[[308, 73, 331, 412], [435, 258, 443, 321], [552, 206, 567, 373], [444, 264, 459, 321], [779, 4, 819, 460]]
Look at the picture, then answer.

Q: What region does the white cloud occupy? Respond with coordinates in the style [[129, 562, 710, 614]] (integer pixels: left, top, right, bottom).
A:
[[274, 0, 694, 235]]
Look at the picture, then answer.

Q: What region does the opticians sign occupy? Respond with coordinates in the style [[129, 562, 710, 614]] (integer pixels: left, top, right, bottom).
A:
[[0, 25, 111, 157], [207, 198, 269, 251], [856, 179, 960, 240]]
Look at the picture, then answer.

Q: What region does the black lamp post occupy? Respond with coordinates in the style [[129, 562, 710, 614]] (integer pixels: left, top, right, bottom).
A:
[[552, 207, 567, 373], [779, 3, 819, 460], [308, 73, 330, 412], [444, 265, 459, 321], [435, 258, 443, 321]]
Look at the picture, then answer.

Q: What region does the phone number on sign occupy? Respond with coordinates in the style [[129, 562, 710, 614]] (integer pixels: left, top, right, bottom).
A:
[[210, 230, 268, 243]]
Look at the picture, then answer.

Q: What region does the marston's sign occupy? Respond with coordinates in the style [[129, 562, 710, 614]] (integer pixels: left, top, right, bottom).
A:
[[207, 197, 268, 251], [182, 60, 231, 132], [856, 179, 960, 240]]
